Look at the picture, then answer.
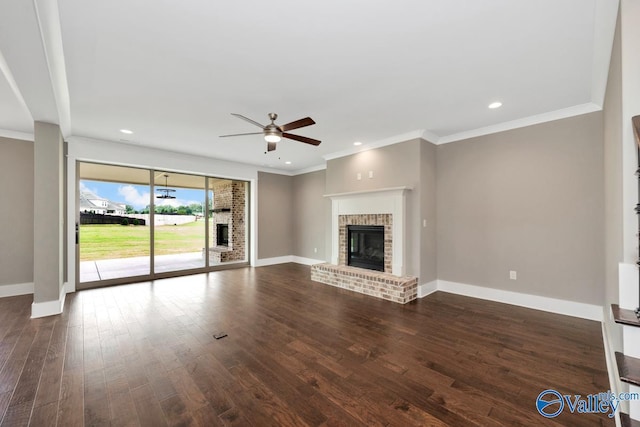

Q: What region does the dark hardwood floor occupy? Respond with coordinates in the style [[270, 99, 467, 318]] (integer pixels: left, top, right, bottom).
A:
[[0, 263, 612, 426]]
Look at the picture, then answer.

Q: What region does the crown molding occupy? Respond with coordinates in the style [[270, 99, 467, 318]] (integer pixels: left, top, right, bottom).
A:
[[436, 102, 602, 145], [291, 163, 327, 176], [0, 128, 34, 141], [322, 129, 426, 161]]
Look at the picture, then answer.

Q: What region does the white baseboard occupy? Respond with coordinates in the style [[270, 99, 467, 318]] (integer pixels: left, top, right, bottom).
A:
[[0, 282, 34, 297], [255, 255, 326, 267], [292, 256, 326, 266], [31, 283, 66, 318], [421, 279, 602, 321], [418, 280, 438, 298], [254, 256, 294, 267]]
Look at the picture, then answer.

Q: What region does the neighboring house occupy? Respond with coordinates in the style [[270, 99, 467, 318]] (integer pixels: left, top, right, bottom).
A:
[[79, 188, 126, 215]]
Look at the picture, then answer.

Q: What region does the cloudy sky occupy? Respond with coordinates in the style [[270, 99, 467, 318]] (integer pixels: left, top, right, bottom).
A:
[[80, 180, 204, 209]]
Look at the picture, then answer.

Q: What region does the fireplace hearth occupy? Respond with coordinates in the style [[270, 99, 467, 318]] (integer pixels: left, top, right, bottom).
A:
[[347, 225, 384, 271]]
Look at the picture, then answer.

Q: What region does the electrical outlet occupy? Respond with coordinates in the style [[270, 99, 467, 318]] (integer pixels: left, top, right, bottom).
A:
[[509, 270, 517, 280], [357, 173, 362, 180], [314, 247, 317, 253], [423, 219, 427, 227], [368, 170, 373, 178]]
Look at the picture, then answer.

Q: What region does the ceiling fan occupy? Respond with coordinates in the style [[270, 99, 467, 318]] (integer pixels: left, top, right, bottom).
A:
[[220, 113, 321, 152]]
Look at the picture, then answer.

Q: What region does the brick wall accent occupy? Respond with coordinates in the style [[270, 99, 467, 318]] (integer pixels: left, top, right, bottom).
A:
[[338, 214, 392, 273], [211, 180, 246, 262], [310, 263, 417, 304]]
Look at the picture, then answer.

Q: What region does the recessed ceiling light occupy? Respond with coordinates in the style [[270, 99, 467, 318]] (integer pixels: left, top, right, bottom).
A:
[[120, 129, 133, 134], [353, 141, 362, 146], [488, 102, 502, 109], [285, 161, 292, 165]]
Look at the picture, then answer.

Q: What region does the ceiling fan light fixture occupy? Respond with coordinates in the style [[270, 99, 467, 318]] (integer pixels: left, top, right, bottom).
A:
[[264, 133, 281, 143], [156, 174, 177, 199], [221, 113, 321, 152]]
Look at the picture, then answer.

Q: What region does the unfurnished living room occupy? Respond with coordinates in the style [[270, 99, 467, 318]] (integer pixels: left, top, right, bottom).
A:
[[1, 1, 640, 426]]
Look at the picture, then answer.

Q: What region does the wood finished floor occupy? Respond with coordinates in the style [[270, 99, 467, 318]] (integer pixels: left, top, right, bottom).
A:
[[0, 263, 612, 426]]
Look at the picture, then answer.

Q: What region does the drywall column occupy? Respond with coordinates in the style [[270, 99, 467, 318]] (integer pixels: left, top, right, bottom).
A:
[[620, 0, 640, 419], [32, 121, 65, 318]]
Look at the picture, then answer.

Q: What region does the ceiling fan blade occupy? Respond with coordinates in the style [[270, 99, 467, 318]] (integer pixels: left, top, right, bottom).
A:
[[279, 117, 315, 132], [231, 113, 265, 129], [267, 142, 277, 152], [219, 132, 264, 138], [282, 133, 321, 146]]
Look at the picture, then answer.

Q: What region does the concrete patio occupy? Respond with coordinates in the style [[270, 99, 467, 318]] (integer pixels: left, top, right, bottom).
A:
[[80, 252, 218, 282]]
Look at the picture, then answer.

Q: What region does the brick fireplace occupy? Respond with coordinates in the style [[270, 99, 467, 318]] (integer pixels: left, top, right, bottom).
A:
[[339, 214, 392, 273], [207, 180, 246, 263], [311, 187, 417, 304]]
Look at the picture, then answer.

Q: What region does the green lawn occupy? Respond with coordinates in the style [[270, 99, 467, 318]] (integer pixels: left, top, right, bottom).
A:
[[80, 222, 206, 261]]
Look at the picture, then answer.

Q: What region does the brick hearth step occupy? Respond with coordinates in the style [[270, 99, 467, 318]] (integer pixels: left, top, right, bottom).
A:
[[310, 263, 417, 304]]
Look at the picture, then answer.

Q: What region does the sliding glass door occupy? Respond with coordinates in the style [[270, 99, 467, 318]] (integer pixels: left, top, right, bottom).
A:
[[153, 172, 206, 274], [77, 162, 249, 288], [78, 163, 151, 282]]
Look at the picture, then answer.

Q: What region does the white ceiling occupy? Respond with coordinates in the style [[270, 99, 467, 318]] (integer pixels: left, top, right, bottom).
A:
[[0, 0, 618, 173]]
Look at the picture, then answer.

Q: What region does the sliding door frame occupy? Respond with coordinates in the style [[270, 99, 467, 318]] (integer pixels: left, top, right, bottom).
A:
[[76, 161, 249, 290]]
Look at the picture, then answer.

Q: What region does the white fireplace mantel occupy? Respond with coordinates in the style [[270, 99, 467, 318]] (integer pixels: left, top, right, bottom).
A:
[[325, 186, 412, 277]]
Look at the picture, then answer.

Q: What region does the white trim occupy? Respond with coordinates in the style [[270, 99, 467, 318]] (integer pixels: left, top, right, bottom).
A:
[[437, 103, 602, 145], [255, 255, 294, 267], [0, 282, 34, 297], [418, 280, 438, 298], [323, 186, 412, 199], [0, 51, 33, 123], [429, 280, 603, 321], [0, 128, 33, 141], [314, 102, 604, 166], [33, 0, 71, 137], [31, 283, 66, 318], [291, 163, 327, 176], [292, 256, 325, 266], [256, 163, 327, 177], [619, 262, 639, 310], [322, 130, 425, 161], [326, 187, 410, 277], [602, 316, 625, 424], [421, 129, 440, 144], [256, 166, 295, 176], [255, 255, 327, 267]]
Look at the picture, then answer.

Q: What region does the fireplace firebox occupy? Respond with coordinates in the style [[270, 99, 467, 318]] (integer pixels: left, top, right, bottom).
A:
[[347, 225, 384, 271], [216, 223, 229, 247]]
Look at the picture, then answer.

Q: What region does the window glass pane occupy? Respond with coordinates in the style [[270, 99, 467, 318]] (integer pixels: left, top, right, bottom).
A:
[[79, 163, 150, 282], [153, 172, 206, 273]]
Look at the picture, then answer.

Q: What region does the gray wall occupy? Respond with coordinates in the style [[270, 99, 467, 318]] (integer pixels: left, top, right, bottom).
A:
[[0, 137, 34, 287], [257, 171, 293, 259], [436, 112, 604, 305], [603, 9, 623, 348], [326, 139, 423, 277], [292, 170, 328, 260], [420, 141, 438, 283]]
